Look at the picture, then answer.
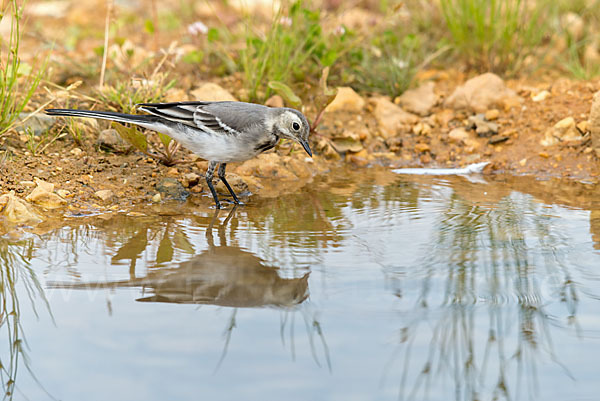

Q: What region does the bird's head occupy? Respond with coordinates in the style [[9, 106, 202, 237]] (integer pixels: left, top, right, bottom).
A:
[[271, 108, 312, 157]]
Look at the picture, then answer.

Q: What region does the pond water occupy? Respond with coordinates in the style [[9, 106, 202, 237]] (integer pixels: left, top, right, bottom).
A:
[[2, 168, 600, 401]]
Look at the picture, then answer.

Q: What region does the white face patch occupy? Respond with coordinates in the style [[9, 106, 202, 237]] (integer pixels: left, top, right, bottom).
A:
[[282, 111, 304, 138]]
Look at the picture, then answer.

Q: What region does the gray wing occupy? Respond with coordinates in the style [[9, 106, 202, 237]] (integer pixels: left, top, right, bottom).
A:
[[136, 101, 269, 136]]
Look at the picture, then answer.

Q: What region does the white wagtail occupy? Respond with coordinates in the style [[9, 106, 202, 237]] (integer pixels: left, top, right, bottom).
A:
[[45, 101, 312, 208]]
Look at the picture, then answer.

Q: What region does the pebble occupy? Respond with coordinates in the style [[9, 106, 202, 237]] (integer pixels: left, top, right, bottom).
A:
[[468, 114, 498, 137], [448, 127, 469, 143], [182, 172, 201, 188], [414, 143, 430, 153], [484, 109, 500, 121], [540, 116, 583, 146], [152, 193, 162, 203], [15, 113, 55, 136], [325, 87, 365, 113], [71, 148, 84, 157], [395, 81, 438, 116], [412, 122, 432, 136], [265, 95, 284, 108], [532, 90, 550, 102], [166, 167, 179, 178], [191, 82, 237, 102], [156, 178, 189, 201], [444, 73, 520, 113], [372, 97, 419, 138], [94, 190, 115, 202], [488, 135, 509, 145], [57, 189, 70, 198]]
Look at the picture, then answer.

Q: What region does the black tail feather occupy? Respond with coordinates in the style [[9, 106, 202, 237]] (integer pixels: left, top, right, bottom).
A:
[[44, 108, 159, 125]]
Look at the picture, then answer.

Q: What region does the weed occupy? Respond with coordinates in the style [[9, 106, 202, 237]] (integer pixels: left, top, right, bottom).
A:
[[439, 0, 553, 73], [238, 0, 355, 102], [0, 0, 46, 137], [556, 2, 600, 79], [351, 31, 422, 98]]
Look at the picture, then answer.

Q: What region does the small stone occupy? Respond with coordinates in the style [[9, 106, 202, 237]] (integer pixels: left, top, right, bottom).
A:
[[97, 129, 128, 152], [0, 193, 43, 224], [448, 127, 470, 143], [166, 167, 179, 178], [488, 135, 509, 145], [182, 172, 201, 188], [395, 81, 438, 116], [519, 158, 527, 166], [372, 97, 419, 138], [485, 109, 500, 121], [19, 181, 36, 188], [34, 177, 54, 193], [15, 113, 55, 136], [57, 189, 70, 198], [444, 72, 520, 112], [70, 148, 83, 157], [265, 95, 284, 108], [152, 193, 162, 203], [468, 114, 499, 137], [541, 116, 583, 146], [385, 137, 403, 152], [191, 83, 237, 102], [325, 87, 365, 113], [414, 143, 430, 153], [532, 90, 550, 102], [94, 190, 115, 202], [577, 120, 589, 134], [539, 152, 550, 158], [156, 178, 189, 201], [412, 122, 432, 136]]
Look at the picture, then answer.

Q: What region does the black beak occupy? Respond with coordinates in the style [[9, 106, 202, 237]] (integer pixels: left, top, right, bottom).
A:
[[299, 139, 312, 157]]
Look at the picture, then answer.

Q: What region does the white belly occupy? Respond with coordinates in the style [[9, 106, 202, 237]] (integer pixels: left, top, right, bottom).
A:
[[159, 123, 264, 163]]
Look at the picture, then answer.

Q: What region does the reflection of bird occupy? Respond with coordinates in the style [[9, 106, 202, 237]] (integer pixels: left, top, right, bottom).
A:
[[45, 101, 312, 208], [47, 207, 310, 308]]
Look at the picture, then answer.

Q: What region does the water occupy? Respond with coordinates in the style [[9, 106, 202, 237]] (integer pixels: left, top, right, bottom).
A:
[[2, 169, 600, 401]]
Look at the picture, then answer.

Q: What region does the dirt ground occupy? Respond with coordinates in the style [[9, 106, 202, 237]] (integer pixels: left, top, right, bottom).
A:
[[1, 72, 600, 215]]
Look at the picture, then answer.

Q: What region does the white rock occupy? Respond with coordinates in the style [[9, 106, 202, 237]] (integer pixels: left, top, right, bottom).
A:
[[448, 127, 470, 143], [94, 190, 115, 202], [191, 83, 237, 102], [396, 82, 438, 116], [444, 73, 520, 113], [372, 97, 418, 138], [540, 117, 583, 146], [325, 87, 365, 113], [532, 90, 550, 102]]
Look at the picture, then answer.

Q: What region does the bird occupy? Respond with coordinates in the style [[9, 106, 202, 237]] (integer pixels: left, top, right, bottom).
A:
[[45, 101, 312, 209]]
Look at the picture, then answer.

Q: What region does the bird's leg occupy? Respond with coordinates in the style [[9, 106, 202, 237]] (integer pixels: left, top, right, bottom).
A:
[[206, 161, 221, 209], [217, 163, 241, 205]]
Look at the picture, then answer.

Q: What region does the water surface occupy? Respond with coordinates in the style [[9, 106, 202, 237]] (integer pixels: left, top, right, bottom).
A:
[[2, 169, 600, 401]]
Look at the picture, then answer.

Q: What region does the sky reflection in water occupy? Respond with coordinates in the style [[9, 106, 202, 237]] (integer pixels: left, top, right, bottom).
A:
[[2, 169, 600, 401]]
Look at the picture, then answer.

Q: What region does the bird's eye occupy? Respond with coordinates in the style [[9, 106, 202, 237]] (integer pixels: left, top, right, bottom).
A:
[[292, 122, 300, 131]]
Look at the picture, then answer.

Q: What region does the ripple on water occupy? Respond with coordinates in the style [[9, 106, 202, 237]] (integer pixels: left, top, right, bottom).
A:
[[4, 172, 600, 401]]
